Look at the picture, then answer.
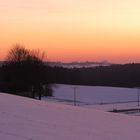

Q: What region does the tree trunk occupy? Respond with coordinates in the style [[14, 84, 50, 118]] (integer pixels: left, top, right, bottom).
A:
[[38, 83, 41, 100]]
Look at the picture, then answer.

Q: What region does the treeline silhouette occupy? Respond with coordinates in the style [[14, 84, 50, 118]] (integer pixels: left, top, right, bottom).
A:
[[45, 63, 140, 88], [1, 62, 140, 95], [1, 60, 140, 97]]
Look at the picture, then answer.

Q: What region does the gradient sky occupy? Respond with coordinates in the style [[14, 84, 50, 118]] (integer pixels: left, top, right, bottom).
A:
[[1, 0, 140, 63]]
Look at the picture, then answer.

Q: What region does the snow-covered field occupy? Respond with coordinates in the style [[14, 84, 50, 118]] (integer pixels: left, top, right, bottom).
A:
[[1, 92, 140, 140], [43, 84, 140, 113]]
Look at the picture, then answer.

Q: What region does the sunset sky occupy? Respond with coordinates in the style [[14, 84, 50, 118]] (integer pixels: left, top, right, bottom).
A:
[[1, 0, 140, 63]]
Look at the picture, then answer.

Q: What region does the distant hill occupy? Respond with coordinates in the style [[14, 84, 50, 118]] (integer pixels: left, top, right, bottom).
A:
[[46, 61, 112, 68]]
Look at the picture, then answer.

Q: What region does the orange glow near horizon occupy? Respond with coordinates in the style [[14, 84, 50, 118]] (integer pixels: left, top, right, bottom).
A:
[[1, 0, 140, 63]]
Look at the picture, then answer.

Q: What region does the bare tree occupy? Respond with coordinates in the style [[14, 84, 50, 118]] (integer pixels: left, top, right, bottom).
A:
[[3, 44, 48, 99], [6, 44, 29, 63]]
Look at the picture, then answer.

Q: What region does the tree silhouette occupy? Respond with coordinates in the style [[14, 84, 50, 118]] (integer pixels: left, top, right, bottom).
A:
[[6, 45, 29, 62], [2, 44, 47, 99]]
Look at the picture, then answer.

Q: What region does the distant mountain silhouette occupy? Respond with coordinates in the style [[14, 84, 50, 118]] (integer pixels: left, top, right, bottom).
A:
[[46, 61, 112, 68]]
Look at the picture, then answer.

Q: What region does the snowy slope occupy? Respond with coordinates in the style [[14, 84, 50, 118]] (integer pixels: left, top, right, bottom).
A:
[[51, 84, 137, 103], [45, 84, 140, 113], [1, 93, 140, 140]]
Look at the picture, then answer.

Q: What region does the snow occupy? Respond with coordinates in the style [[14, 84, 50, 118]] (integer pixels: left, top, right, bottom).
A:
[[50, 84, 137, 103], [44, 84, 140, 111], [1, 92, 140, 140]]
